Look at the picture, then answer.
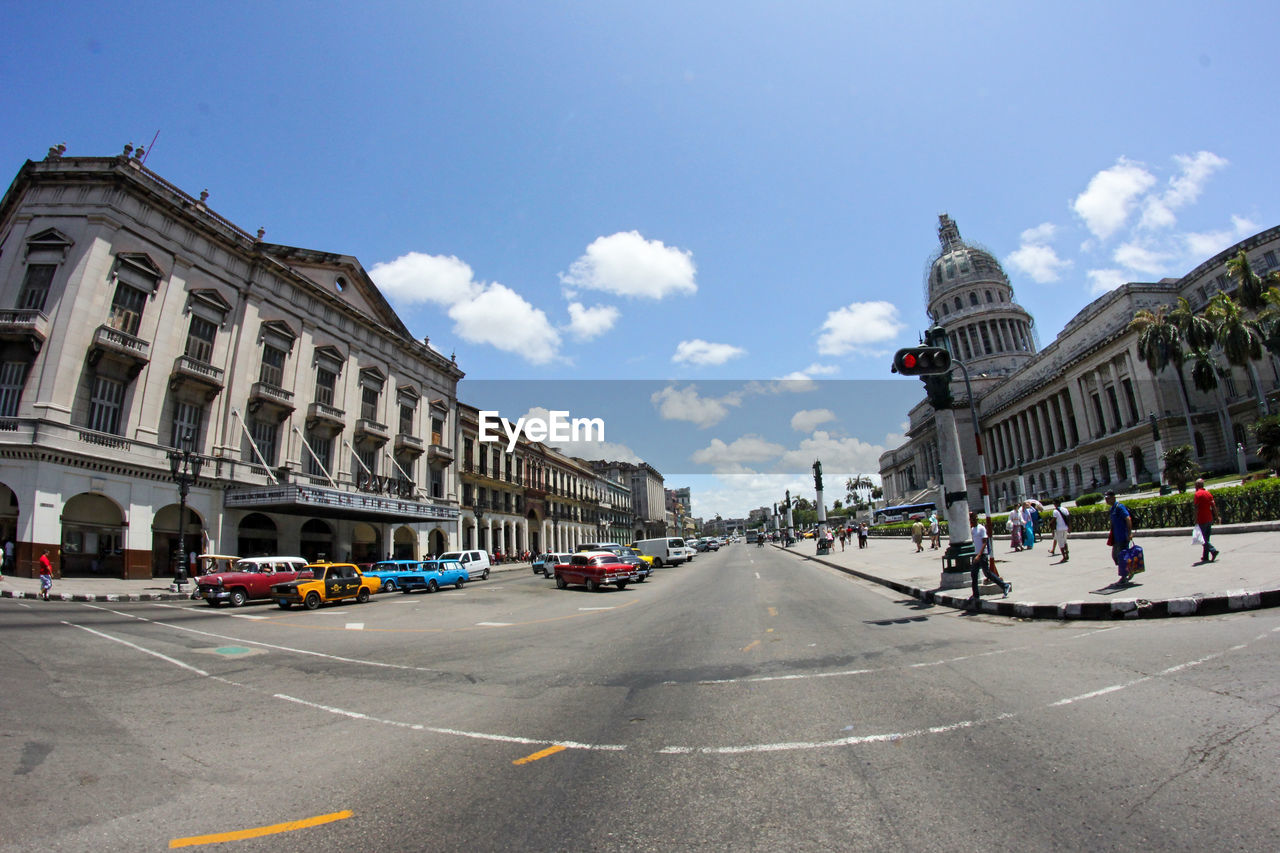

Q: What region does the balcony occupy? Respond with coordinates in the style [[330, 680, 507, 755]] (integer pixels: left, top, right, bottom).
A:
[[169, 354, 224, 400], [306, 401, 346, 433], [249, 381, 295, 418], [394, 432, 425, 456], [88, 324, 150, 377], [0, 309, 49, 353], [427, 443, 455, 468], [355, 417, 390, 444]]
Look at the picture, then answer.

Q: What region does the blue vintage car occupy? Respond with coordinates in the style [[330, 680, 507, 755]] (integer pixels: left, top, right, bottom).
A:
[[364, 559, 430, 593], [398, 559, 470, 594]]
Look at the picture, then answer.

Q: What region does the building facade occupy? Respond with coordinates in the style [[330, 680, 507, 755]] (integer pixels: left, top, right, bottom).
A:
[[0, 147, 463, 578], [881, 215, 1280, 511]]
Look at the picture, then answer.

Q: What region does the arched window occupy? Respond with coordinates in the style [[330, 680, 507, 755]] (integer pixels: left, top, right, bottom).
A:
[[954, 296, 962, 311], [1114, 451, 1127, 481], [985, 290, 993, 303], [1194, 431, 1206, 457], [1099, 456, 1111, 484], [969, 292, 979, 306]]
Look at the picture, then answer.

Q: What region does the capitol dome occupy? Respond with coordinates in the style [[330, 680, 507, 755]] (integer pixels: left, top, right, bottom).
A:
[[925, 214, 1037, 376]]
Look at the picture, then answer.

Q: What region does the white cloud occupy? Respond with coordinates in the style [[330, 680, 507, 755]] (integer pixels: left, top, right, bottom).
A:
[[1006, 243, 1071, 283], [777, 430, 887, 476], [447, 284, 561, 364], [672, 339, 746, 366], [560, 231, 697, 299], [691, 435, 786, 471], [650, 385, 742, 429], [514, 406, 642, 463], [779, 363, 839, 382], [371, 252, 561, 364], [1087, 268, 1129, 295], [1072, 158, 1157, 241], [566, 302, 620, 341], [1020, 222, 1058, 244], [790, 409, 835, 433], [816, 300, 904, 356], [1113, 242, 1173, 277], [1184, 216, 1260, 259], [1139, 151, 1229, 230]]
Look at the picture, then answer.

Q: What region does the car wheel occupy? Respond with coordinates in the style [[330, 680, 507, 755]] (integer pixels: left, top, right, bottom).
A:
[[383, 579, 397, 592], [654, 557, 664, 568], [616, 582, 628, 591], [482, 568, 490, 580], [229, 589, 248, 608], [206, 598, 220, 608], [427, 579, 438, 593], [555, 575, 567, 589], [585, 578, 599, 592], [277, 601, 291, 610], [455, 579, 465, 589], [544, 569, 553, 578], [636, 575, 645, 583], [401, 586, 412, 594], [304, 591, 321, 610], [357, 588, 370, 603]]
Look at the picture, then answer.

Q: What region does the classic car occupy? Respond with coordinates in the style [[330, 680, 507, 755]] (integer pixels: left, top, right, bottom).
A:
[[623, 546, 657, 568], [554, 551, 640, 592], [397, 559, 470, 593], [196, 555, 312, 607], [363, 559, 430, 592], [272, 563, 381, 610], [532, 552, 576, 578]]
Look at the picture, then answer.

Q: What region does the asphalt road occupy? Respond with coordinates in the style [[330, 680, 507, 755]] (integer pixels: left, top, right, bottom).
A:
[[4, 545, 1279, 851]]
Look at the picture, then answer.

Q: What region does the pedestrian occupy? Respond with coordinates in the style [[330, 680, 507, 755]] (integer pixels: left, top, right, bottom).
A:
[[39, 549, 53, 600], [911, 518, 925, 552], [929, 513, 941, 550], [1024, 501, 1037, 549], [968, 511, 1011, 605], [1009, 504, 1024, 551], [1105, 490, 1133, 583], [1193, 478, 1220, 563], [1, 537, 12, 575], [858, 523, 868, 549], [1050, 500, 1070, 562]]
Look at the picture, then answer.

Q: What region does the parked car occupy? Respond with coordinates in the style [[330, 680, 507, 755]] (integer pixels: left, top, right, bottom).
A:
[[364, 559, 429, 592], [553, 551, 640, 592], [196, 555, 311, 607], [532, 553, 576, 578], [622, 546, 656, 568], [398, 558, 469, 593], [633, 537, 690, 567], [614, 548, 651, 581], [439, 549, 491, 579], [272, 563, 381, 610]]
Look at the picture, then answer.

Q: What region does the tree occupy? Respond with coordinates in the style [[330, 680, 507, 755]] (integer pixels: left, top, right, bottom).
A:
[[1129, 303, 1197, 458], [1226, 249, 1268, 313], [1206, 291, 1270, 415], [1162, 444, 1199, 492], [1253, 414, 1280, 474], [1171, 295, 1236, 451], [845, 475, 873, 507]]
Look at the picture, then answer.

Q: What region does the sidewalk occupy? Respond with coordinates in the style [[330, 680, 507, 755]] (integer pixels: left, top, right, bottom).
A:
[[776, 524, 1280, 619], [0, 560, 537, 603]]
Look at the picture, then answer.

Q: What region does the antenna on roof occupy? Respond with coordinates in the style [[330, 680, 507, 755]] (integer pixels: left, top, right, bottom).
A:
[[140, 130, 159, 166]]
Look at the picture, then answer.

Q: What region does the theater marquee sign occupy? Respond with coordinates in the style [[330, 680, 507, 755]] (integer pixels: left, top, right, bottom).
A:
[[225, 484, 460, 523]]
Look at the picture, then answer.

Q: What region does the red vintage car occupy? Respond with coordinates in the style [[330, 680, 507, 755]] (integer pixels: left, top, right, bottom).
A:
[[196, 555, 311, 607], [553, 551, 640, 592]]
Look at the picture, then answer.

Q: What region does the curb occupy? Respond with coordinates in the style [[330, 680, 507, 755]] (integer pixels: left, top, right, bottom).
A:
[[777, 545, 1280, 621]]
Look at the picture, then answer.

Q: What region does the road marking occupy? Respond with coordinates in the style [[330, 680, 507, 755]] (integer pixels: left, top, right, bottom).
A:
[[578, 606, 615, 611], [767, 607, 777, 617], [755, 572, 760, 579], [742, 639, 761, 652], [476, 621, 512, 627], [169, 809, 353, 848], [345, 623, 364, 631], [63, 622, 209, 676], [232, 614, 270, 620], [513, 744, 567, 765]]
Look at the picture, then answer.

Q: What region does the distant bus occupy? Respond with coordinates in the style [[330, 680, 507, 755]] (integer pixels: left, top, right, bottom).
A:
[[873, 503, 936, 524]]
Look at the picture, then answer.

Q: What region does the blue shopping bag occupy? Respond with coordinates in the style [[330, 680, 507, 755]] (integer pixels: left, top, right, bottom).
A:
[[1121, 544, 1145, 577]]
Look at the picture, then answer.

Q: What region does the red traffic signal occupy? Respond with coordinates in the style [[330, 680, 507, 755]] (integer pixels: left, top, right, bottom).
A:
[[893, 346, 952, 376]]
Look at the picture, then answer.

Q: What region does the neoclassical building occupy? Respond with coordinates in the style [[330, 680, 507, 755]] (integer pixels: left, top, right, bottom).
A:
[[881, 215, 1280, 511], [0, 146, 463, 578]]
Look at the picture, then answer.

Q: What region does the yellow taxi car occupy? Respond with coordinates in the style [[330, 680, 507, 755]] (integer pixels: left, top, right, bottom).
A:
[[271, 562, 381, 610], [625, 545, 657, 567]]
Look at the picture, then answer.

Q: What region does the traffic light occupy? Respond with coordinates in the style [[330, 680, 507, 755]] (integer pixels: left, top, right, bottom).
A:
[[893, 346, 952, 376]]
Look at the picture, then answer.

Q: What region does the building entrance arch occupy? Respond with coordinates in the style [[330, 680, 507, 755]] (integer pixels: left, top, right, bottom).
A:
[[237, 513, 279, 557], [352, 522, 381, 564], [526, 509, 541, 554], [392, 525, 417, 560], [61, 493, 126, 577], [300, 518, 334, 562], [0, 483, 18, 572], [151, 503, 206, 578]]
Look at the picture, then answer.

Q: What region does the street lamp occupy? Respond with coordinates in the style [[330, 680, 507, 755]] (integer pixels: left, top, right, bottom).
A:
[[167, 430, 204, 591], [473, 499, 486, 554]]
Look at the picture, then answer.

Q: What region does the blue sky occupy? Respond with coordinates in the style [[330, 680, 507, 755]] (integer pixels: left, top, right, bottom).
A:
[[5, 2, 1277, 519]]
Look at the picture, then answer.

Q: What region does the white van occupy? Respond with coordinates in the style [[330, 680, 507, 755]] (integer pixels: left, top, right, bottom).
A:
[[633, 537, 690, 567], [439, 550, 491, 579]]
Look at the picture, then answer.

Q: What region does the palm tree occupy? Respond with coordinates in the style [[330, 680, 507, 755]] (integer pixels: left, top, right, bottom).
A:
[[1206, 291, 1269, 415], [1161, 444, 1199, 492], [1253, 414, 1280, 474], [1169, 295, 1237, 452], [1129, 304, 1197, 458], [1226, 249, 1267, 313]]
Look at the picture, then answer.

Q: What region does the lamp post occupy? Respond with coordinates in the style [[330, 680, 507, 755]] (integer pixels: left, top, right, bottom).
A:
[[1149, 413, 1164, 492], [167, 430, 204, 591], [473, 499, 486, 555]]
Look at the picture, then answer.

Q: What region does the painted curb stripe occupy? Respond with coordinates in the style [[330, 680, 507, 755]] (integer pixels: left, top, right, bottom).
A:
[[169, 809, 352, 847]]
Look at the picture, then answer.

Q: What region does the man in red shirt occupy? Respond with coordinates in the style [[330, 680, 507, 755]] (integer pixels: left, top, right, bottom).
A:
[[1193, 478, 1220, 563], [38, 549, 53, 600]]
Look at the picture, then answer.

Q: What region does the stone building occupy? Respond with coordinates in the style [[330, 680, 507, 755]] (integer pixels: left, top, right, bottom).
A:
[[0, 146, 462, 578], [880, 215, 1280, 512]]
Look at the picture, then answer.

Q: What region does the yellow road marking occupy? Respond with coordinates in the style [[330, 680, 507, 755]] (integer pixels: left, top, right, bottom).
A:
[[742, 639, 762, 652], [169, 810, 353, 848], [768, 607, 778, 617], [766, 628, 774, 633], [513, 744, 567, 765]]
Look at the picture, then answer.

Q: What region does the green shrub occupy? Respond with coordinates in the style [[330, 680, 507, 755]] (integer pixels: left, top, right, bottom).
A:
[[1076, 492, 1103, 506], [1061, 478, 1280, 531]]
